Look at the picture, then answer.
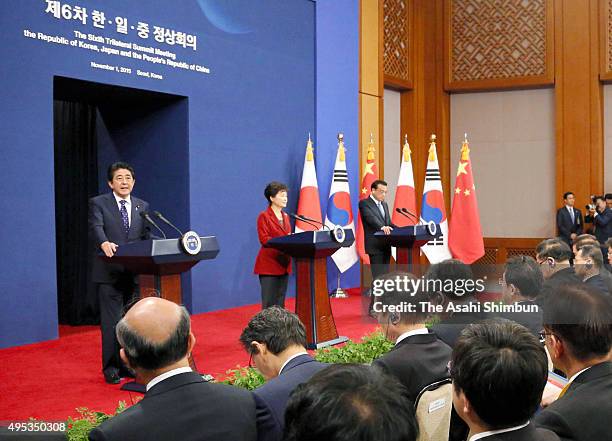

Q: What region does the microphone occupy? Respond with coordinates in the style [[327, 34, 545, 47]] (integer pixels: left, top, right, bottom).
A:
[[295, 213, 331, 231], [289, 213, 321, 231], [399, 208, 419, 221], [153, 211, 184, 237], [140, 211, 167, 239]]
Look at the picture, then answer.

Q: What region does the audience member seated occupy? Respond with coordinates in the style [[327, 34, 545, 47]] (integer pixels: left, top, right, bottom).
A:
[[536, 239, 581, 299], [499, 255, 544, 335], [535, 284, 612, 441], [570, 234, 597, 255], [428, 259, 488, 348], [239, 306, 326, 441], [371, 272, 452, 405], [283, 364, 419, 441], [89, 298, 256, 441], [451, 320, 560, 441], [573, 244, 611, 295]]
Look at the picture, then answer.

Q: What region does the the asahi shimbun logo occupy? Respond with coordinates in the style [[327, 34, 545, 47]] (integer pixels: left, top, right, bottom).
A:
[[181, 231, 201, 255]]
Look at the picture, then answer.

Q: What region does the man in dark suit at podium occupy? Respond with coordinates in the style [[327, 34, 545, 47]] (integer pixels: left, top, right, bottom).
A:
[[556, 192, 583, 248], [358, 180, 396, 281], [89, 162, 149, 384]]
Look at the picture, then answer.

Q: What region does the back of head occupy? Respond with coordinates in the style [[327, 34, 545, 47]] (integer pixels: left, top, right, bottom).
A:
[[425, 259, 475, 301], [574, 237, 599, 252], [116, 298, 191, 371], [284, 364, 419, 441], [541, 284, 612, 361], [578, 244, 604, 270], [372, 271, 431, 324], [536, 238, 572, 262], [503, 255, 543, 299], [240, 306, 306, 355], [451, 320, 548, 429]]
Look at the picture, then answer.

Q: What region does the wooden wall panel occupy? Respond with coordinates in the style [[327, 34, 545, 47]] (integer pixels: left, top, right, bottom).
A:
[[555, 0, 604, 206], [475, 238, 544, 265], [383, 0, 414, 89], [402, 0, 450, 211], [600, 0, 612, 81], [444, 0, 554, 91], [361, 0, 384, 96]]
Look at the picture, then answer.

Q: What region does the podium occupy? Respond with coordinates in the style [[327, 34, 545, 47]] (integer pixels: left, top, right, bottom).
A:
[[99, 236, 219, 392], [267, 230, 354, 349], [100, 236, 220, 304], [375, 224, 442, 265]]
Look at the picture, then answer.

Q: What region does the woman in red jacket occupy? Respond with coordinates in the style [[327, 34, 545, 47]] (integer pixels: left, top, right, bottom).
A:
[[254, 181, 292, 308]]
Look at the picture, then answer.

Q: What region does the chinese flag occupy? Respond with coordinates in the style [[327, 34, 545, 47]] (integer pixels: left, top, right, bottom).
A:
[[448, 136, 484, 264], [356, 139, 379, 264]]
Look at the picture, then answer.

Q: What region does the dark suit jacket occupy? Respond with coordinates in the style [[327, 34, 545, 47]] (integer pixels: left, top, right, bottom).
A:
[[474, 423, 559, 441], [252, 354, 326, 441], [535, 361, 612, 441], [253, 207, 292, 275], [538, 267, 582, 301], [358, 197, 396, 255], [89, 371, 257, 441], [584, 274, 610, 295], [499, 300, 542, 336], [431, 301, 490, 348], [372, 332, 451, 405], [593, 207, 612, 245], [89, 192, 149, 283], [556, 207, 583, 245]]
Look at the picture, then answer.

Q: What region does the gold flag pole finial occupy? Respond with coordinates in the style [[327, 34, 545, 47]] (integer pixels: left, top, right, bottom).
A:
[[461, 132, 470, 161], [428, 134, 437, 161], [367, 132, 376, 161], [402, 134, 411, 162], [305, 132, 314, 161], [337, 132, 346, 161]]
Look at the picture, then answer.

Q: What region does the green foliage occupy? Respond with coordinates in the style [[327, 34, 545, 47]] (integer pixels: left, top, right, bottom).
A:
[[314, 329, 393, 364], [65, 401, 126, 441], [221, 365, 265, 390]]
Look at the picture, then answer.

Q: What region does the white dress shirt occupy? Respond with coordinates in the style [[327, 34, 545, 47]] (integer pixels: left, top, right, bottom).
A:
[[469, 421, 529, 441], [146, 366, 192, 392], [113, 193, 132, 226], [279, 351, 308, 375], [395, 328, 429, 345]]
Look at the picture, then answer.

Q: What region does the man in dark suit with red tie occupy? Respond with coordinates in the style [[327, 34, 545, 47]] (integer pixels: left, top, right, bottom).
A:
[[556, 192, 583, 248], [358, 180, 396, 281], [89, 162, 149, 384]]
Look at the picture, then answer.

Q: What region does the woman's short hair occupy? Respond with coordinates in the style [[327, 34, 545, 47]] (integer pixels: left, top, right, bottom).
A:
[[264, 181, 288, 204]]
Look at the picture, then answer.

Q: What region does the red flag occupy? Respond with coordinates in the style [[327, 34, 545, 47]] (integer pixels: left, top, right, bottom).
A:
[[295, 136, 322, 232], [391, 136, 417, 227], [448, 135, 484, 264], [356, 137, 379, 264]]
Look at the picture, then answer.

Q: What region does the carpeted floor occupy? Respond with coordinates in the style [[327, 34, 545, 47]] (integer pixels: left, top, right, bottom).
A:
[[0, 294, 377, 422]]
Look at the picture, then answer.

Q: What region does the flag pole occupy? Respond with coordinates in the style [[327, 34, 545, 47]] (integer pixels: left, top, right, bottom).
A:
[[330, 272, 348, 298]]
